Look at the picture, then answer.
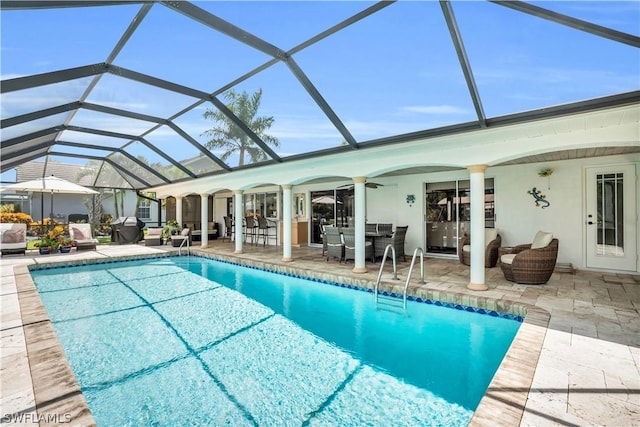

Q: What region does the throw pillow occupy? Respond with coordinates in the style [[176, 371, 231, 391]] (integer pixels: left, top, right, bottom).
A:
[[72, 227, 87, 241], [531, 231, 553, 249]]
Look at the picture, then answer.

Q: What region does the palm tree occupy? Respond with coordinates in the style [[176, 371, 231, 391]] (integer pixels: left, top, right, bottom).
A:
[[201, 89, 280, 166]]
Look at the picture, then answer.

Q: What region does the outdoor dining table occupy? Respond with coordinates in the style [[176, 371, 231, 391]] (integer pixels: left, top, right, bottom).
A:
[[365, 231, 390, 255]]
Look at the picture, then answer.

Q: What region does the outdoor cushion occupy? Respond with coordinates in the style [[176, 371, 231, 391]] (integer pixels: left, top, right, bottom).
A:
[[147, 228, 162, 236], [462, 244, 471, 253], [531, 231, 553, 249], [1, 228, 24, 243], [71, 226, 88, 241], [501, 254, 516, 265]]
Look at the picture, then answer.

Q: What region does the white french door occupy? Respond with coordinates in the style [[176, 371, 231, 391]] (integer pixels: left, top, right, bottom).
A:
[[585, 165, 637, 271]]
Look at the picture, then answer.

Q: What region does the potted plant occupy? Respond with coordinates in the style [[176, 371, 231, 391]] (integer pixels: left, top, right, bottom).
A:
[[163, 220, 180, 240], [58, 237, 73, 253], [36, 225, 64, 254]]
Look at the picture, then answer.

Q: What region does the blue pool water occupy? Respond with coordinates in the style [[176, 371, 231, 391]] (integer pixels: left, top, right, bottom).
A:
[[31, 256, 521, 426]]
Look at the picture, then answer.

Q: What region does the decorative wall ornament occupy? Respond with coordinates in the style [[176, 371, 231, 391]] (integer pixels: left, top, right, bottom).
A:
[[538, 167, 554, 189], [528, 187, 550, 208], [406, 194, 416, 207]]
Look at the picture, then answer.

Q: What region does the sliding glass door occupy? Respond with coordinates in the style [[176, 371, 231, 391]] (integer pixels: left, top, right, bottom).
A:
[[425, 179, 494, 255], [309, 188, 354, 245]]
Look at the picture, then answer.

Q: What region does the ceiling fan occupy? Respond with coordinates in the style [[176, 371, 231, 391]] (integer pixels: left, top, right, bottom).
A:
[[337, 182, 384, 189]]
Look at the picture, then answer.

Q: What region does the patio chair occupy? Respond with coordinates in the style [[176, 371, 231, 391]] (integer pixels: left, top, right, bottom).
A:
[[365, 223, 377, 234], [223, 216, 234, 242], [320, 224, 328, 256], [377, 223, 393, 236], [342, 227, 374, 263], [0, 223, 27, 256], [256, 216, 276, 246], [324, 226, 344, 262], [244, 216, 258, 245], [145, 227, 163, 246], [171, 227, 191, 247], [374, 226, 408, 261], [69, 223, 98, 251], [500, 231, 559, 284], [458, 228, 502, 268]]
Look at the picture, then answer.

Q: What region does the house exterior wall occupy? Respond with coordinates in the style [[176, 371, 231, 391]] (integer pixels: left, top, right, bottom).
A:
[[23, 191, 160, 226], [202, 154, 639, 273]]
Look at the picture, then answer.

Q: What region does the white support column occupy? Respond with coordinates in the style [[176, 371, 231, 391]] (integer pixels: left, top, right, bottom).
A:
[[282, 184, 293, 262], [467, 165, 488, 291], [234, 190, 244, 254], [175, 196, 183, 229], [200, 193, 208, 248], [352, 176, 367, 274]]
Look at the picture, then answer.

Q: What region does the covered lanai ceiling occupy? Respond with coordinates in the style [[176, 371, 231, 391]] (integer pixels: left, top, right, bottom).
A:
[[1, 1, 639, 190]]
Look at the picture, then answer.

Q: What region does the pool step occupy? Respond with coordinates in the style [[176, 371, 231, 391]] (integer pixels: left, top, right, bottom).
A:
[[375, 295, 406, 313]]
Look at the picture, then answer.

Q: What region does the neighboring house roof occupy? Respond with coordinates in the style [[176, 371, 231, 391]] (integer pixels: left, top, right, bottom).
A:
[[15, 161, 96, 187]]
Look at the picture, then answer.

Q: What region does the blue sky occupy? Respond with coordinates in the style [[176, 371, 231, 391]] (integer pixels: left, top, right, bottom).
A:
[[1, 1, 639, 182]]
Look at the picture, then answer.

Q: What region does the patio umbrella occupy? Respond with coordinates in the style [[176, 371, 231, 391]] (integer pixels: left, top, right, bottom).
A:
[[312, 195, 342, 204], [0, 176, 98, 223]]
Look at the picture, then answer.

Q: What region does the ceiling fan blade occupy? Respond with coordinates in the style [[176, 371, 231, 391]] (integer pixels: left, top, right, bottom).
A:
[[336, 182, 383, 189]]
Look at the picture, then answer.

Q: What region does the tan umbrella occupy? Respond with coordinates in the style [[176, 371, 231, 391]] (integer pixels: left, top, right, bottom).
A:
[[0, 175, 98, 223]]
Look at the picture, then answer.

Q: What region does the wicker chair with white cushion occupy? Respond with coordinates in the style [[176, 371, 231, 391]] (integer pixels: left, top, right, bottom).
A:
[[458, 228, 502, 268], [145, 227, 163, 246], [342, 227, 374, 263], [324, 226, 344, 262], [500, 231, 559, 284]]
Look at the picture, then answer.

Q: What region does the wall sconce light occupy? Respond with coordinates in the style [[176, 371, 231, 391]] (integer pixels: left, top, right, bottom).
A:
[[406, 194, 415, 207]]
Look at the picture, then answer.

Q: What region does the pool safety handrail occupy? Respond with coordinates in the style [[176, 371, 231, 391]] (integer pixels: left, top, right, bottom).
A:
[[402, 247, 426, 309], [374, 244, 401, 310], [178, 236, 190, 256]]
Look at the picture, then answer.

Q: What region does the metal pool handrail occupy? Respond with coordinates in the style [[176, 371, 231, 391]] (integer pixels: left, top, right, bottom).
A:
[[402, 247, 426, 309], [374, 244, 399, 307]]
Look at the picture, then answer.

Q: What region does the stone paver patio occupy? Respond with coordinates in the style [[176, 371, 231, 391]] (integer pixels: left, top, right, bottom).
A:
[[1, 241, 638, 426]]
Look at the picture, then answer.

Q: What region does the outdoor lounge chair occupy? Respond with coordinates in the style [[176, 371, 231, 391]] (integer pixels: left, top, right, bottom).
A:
[[458, 228, 502, 268], [0, 223, 27, 256], [500, 231, 559, 284], [171, 228, 191, 247], [69, 223, 98, 250], [325, 226, 344, 262], [342, 227, 374, 263], [145, 227, 164, 246], [374, 225, 408, 261]]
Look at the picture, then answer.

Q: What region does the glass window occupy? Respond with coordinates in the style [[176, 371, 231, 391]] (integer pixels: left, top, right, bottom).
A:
[[138, 199, 151, 220], [243, 192, 278, 218]]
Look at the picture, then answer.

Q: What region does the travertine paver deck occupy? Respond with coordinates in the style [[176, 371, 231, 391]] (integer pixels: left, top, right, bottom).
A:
[[1, 241, 638, 426]]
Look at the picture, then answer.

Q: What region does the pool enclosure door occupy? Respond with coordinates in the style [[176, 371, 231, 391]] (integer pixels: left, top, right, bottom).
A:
[[585, 165, 637, 272]]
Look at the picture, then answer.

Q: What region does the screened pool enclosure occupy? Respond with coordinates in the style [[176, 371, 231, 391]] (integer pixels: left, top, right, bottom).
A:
[[1, 1, 639, 190]]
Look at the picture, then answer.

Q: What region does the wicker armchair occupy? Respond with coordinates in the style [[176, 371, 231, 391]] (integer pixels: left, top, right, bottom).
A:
[[342, 228, 374, 263], [500, 231, 559, 284], [325, 226, 344, 262], [374, 226, 408, 261], [145, 227, 163, 246], [458, 228, 501, 268]]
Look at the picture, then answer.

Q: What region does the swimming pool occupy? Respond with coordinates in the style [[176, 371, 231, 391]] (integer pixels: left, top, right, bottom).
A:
[[31, 256, 521, 426]]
